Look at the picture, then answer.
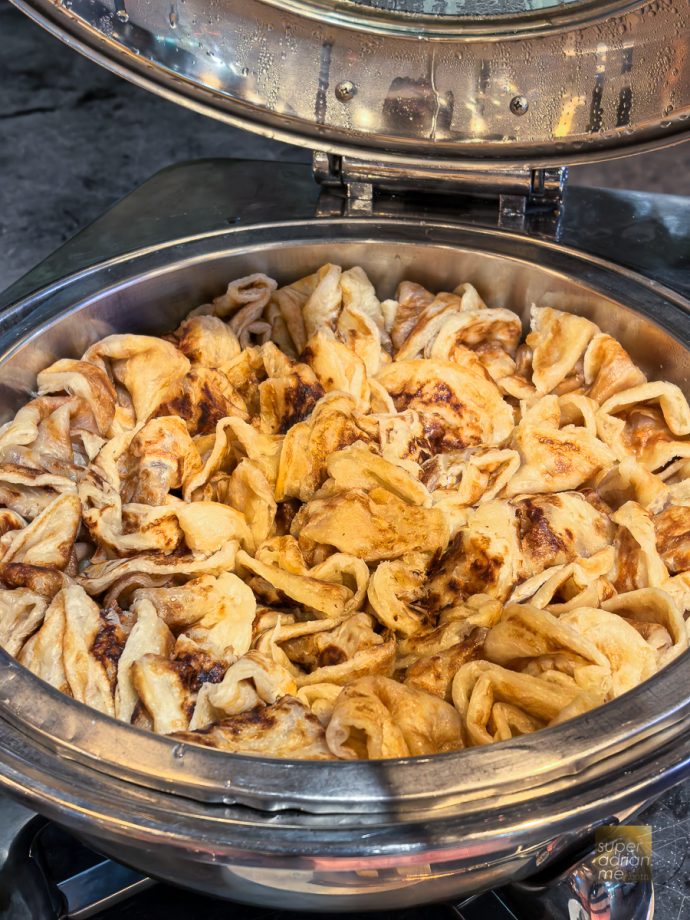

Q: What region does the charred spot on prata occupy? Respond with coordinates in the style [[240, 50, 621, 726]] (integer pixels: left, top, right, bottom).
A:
[[91, 613, 128, 688], [275, 499, 302, 535], [300, 345, 315, 365], [222, 703, 277, 736], [428, 534, 463, 578], [422, 416, 466, 454], [466, 538, 502, 591], [517, 501, 566, 556], [428, 382, 461, 408], [0, 562, 63, 597], [175, 653, 226, 693], [319, 645, 347, 667], [158, 390, 193, 425], [195, 380, 228, 435], [410, 436, 433, 465], [279, 380, 325, 434]]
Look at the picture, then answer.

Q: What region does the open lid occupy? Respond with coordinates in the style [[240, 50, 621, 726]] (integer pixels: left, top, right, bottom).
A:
[[12, 0, 690, 168]]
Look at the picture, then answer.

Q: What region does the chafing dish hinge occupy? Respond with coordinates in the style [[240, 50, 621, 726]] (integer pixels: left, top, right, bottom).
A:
[[313, 151, 567, 231]]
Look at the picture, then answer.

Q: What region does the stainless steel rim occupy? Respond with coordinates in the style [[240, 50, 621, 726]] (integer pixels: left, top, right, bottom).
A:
[[0, 664, 688, 857], [257, 0, 645, 38]]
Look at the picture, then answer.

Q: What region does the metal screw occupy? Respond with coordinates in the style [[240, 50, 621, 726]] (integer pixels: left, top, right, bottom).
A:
[[510, 95, 529, 116], [335, 80, 356, 102]]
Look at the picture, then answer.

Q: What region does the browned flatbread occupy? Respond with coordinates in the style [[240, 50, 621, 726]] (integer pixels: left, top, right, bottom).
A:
[[0, 268, 687, 759]]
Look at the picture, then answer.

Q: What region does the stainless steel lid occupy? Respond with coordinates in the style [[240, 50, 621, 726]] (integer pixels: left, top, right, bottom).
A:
[[11, 0, 690, 168]]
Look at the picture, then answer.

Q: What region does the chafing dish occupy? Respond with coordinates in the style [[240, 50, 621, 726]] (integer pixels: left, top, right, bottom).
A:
[[3, 0, 690, 911]]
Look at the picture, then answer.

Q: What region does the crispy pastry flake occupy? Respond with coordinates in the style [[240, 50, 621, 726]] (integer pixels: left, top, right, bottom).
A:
[[527, 307, 598, 395], [0, 493, 81, 570], [295, 487, 449, 563], [326, 675, 464, 759], [426, 500, 522, 607], [506, 396, 615, 496], [37, 359, 117, 436], [558, 607, 657, 697], [174, 696, 333, 759], [172, 315, 241, 368], [190, 650, 297, 729], [303, 330, 371, 410], [583, 334, 647, 404], [275, 393, 372, 502], [237, 548, 358, 619], [377, 358, 514, 453], [452, 661, 592, 746], [62, 584, 116, 717], [78, 540, 238, 595], [115, 598, 173, 723], [18, 589, 70, 694], [0, 587, 48, 657], [83, 334, 191, 430]]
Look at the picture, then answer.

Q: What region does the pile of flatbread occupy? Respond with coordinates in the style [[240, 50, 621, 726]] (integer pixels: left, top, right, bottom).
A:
[[0, 264, 688, 760]]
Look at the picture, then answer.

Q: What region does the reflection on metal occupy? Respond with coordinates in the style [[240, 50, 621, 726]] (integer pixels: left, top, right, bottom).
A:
[[312, 0, 609, 14], [10, 0, 690, 167], [313, 151, 566, 196], [509, 95, 530, 116], [2, 818, 655, 920], [57, 859, 154, 918], [504, 844, 654, 920], [335, 80, 357, 103], [262, 0, 645, 34]]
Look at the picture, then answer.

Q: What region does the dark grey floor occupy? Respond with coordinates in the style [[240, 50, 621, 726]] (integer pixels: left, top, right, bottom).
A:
[[0, 1, 309, 290], [3, 0, 690, 290]]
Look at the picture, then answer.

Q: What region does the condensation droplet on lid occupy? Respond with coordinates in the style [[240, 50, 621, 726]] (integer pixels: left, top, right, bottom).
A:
[[169, 6, 178, 28], [115, 7, 129, 22], [173, 742, 186, 759]]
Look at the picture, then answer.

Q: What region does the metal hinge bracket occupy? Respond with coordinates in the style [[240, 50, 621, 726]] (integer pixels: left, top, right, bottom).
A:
[[313, 151, 567, 233]]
